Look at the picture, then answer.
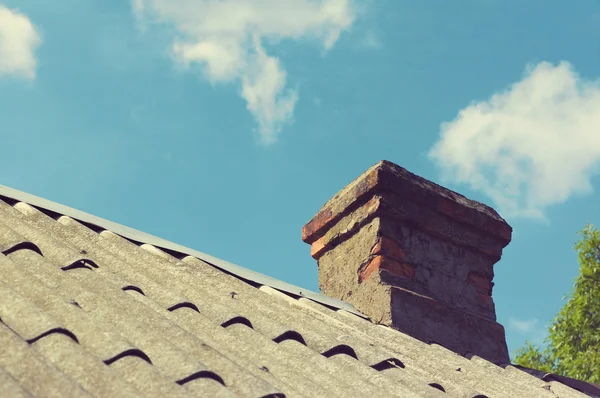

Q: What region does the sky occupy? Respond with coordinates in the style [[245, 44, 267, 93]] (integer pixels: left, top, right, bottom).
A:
[[1, 0, 599, 359]]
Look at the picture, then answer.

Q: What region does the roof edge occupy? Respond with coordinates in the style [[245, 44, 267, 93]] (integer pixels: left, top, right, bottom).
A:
[[511, 365, 600, 397], [0, 184, 365, 317]]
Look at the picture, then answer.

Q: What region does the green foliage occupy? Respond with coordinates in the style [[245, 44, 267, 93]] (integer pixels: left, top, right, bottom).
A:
[[513, 342, 554, 373], [513, 224, 600, 383]]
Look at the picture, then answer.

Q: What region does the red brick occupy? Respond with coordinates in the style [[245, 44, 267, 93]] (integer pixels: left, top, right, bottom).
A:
[[303, 168, 381, 244], [309, 196, 383, 260], [483, 219, 512, 243], [370, 236, 406, 261], [359, 255, 415, 283], [437, 197, 456, 218], [477, 292, 494, 305], [479, 244, 502, 258], [310, 236, 327, 259], [302, 207, 333, 243], [467, 272, 492, 295]]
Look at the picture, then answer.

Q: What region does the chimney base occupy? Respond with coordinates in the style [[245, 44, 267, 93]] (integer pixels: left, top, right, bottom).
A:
[[390, 287, 509, 364]]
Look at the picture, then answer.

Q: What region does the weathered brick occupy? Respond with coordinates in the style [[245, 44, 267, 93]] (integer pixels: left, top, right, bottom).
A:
[[310, 236, 327, 259], [467, 272, 493, 295], [302, 207, 333, 243], [302, 161, 513, 245], [302, 168, 379, 244], [369, 236, 407, 261], [309, 196, 383, 260], [359, 255, 415, 283]]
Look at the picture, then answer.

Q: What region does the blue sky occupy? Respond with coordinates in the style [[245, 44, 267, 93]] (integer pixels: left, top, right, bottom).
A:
[[1, 0, 599, 358]]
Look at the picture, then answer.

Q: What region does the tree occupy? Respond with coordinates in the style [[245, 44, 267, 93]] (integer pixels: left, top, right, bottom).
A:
[[513, 224, 600, 383]]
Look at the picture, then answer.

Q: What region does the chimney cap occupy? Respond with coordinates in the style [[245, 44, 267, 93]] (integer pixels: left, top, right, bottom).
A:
[[302, 160, 511, 245]]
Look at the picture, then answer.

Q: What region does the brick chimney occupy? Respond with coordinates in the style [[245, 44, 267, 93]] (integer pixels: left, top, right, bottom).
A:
[[302, 160, 512, 364]]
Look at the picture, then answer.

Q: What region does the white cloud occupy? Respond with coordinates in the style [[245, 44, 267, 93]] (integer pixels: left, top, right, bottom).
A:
[[360, 30, 381, 49], [131, 0, 144, 16], [508, 317, 548, 344], [132, 0, 355, 145], [0, 4, 41, 80], [508, 317, 539, 334], [131, 0, 147, 32], [429, 62, 600, 220]]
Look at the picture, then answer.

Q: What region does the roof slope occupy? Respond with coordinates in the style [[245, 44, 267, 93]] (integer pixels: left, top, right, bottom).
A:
[[0, 187, 596, 398]]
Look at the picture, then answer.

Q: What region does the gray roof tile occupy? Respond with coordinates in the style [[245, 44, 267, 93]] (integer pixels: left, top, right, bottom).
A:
[[0, 186, 597, 397], [0, 366, 33, 398], [0, 322, 91, 398], [108, 355, 191, 398]]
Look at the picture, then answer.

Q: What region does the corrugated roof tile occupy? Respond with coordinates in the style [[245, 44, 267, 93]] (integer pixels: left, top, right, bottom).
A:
[[0, 366, 33, 398], [31, 332, 144, 398], [0, 322, 91, 398], [108, 355, 191, 398]]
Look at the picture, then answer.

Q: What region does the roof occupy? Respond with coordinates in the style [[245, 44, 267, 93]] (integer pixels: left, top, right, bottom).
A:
[[0, 184, 598, 398]]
